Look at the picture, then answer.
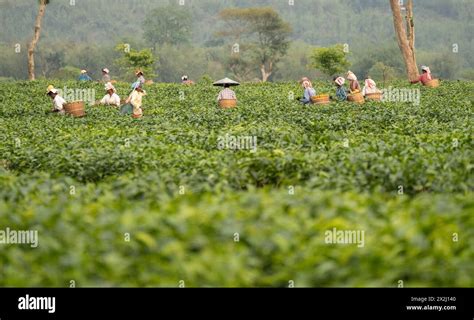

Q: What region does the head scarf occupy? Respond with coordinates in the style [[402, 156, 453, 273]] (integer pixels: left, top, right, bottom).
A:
[[302, 80, 313, 88], [102, 68, 110, 74], [104, 82, 116, 92], [365, 78, 376, 89], [81, 70, 87, 74], [346, 71, 357, 81], [334, 77, 345, 86], [421, 66, 432, 80], [182, 75, 189, 81]]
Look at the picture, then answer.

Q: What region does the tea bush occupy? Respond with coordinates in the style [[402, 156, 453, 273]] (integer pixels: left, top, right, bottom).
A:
[[0, 80, 472, 286]]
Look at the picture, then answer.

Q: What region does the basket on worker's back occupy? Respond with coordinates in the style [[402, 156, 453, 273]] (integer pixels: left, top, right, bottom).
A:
[[348, 92, 365, 104], [64, 101, 86, 117], [425, 79, 440, 88], [311, 94, 330, 105], [219, 99, 237, 109]]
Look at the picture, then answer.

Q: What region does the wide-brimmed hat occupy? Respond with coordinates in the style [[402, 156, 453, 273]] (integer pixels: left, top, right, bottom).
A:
[[213, 77, 240, 86]]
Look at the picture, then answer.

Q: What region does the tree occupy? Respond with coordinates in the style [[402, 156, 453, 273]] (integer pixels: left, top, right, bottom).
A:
[[28, 0, 49, 80], [115, 44, 157, 81], [217, 7, 291, 82], [389, 0, 419, 81], [310, 44, 350, 78], [143, 6, 192, 50]]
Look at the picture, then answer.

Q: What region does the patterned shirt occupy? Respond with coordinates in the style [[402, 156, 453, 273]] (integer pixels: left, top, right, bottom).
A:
[[217, 88, 237, 101], [336, 86, 348, 101]]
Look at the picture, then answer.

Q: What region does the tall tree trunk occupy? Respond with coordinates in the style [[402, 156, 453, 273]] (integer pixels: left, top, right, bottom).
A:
[[389, 0, 419, 82], [260, 62, 272, 82], [28, 0, 47, 80]]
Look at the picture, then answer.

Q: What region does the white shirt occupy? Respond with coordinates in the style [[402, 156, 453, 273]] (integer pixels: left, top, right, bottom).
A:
[[53, 95, 66, 112], [101, 93, 121, 106]]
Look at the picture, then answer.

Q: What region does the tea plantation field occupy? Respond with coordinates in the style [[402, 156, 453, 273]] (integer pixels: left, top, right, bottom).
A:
[[0, 80, 472, 287]]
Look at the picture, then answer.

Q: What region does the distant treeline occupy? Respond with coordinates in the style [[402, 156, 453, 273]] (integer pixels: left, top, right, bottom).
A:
[[0, 0, 472, 81]]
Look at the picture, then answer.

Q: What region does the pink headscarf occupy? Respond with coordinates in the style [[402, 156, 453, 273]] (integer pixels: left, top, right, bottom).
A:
[[365, 79, 376, 89], [334, 77, 345, 86]]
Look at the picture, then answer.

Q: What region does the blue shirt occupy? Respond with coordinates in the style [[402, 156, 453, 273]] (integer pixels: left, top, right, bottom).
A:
[[336, 86, 348, 101], [78, 74, 92, 81]]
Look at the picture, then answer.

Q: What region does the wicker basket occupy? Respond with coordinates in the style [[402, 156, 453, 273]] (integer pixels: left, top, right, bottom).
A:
[[219, 99, 237, 109], [348, 93, 365, 104], [132, 113, 142, 119], [311, 94, 330, 105], [365, 92, 383, 101], [64, 101, 86, 117], [425, 79, 440, 88]]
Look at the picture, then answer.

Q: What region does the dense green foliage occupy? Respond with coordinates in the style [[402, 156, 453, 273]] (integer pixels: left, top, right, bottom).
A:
[[114, 44, 157, 81], [0, 80, 472, 286], [311, 44, 351, 77]]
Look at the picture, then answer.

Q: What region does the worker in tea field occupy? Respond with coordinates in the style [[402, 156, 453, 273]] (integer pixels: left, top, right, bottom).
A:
[[101, 68, 111, 83], [411, 66, 433, 86], [46, 85, 67, 115], [217, 83, 237, 102], [78, 70, 92, 81], [362, 77, 381, 96], [299, 77, 317, 104], [124, 84, 146, 118], [131, 70, 145, 89], [346, 71, 361, 94], [332, 77, 348, 101], [181, 75, 195, 85], [100, 82, 121, 107]]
